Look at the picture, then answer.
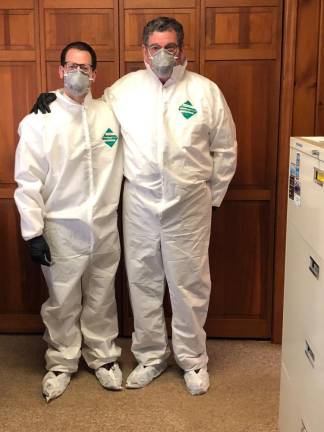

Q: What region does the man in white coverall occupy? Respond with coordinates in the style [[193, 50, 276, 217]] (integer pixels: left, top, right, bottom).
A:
[[15, 41, 123, 402], [32, 17, 237, 396], [107, 17, 237, 395]]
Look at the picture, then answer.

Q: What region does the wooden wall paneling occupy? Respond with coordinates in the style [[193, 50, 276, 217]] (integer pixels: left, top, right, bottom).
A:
[[292, 0, 321, 135], [316, 0, 324, 135], [204, 60, 278, 187], [0, 199, 47, 331], [201, 0, 282, 338], [272, 0, 297, 344], [119, 0, 200, 75], [204, 4, 278, 60], [0, 62, 39, 184], [40, 0, 119, 93], [0, 0, 44, 332], [207, 200, 273, 338]]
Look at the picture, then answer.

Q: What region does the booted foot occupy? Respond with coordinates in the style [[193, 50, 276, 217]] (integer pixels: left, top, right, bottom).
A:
[[42, 371, 71, 402], [95, 362, 123, 390], [184, 367, 210, 395], [126, 362, 168, 389]]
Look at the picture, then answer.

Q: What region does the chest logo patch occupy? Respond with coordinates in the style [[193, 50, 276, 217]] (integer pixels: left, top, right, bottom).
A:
[[179, 100, 197, 119], [102, 128, 118, 147]]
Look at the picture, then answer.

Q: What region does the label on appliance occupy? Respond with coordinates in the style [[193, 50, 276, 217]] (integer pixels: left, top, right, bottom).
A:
[[288, 152, 301, 206], [294, 152, 301, 206]]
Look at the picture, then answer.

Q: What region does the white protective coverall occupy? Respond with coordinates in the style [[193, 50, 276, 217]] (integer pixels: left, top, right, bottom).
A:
[[14, 90, 123, 373], [104, 62, 237, 372]]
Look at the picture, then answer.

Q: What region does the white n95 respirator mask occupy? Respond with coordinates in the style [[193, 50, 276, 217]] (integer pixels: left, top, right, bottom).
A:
[[64, 70, 93, 97], [150, 49, 177, 79]]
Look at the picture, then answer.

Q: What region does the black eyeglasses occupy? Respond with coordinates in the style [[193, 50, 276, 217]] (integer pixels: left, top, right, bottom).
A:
[[64, 62, 93, 74], [147, 43, 179, 56]]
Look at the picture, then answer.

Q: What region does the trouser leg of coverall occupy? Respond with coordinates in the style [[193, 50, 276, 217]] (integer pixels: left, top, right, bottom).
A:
[[41, 255, 88, 373], [123, 182, 170, 366], [162, 185, 212, 372], [81, 252, 121, 369]]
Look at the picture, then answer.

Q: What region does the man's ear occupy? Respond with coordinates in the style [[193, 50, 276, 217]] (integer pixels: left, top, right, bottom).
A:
[[178, 49, 186, 65], [91, 70, 97, 83], [58, 65, 65, 80], [142, 44, 149, 64]]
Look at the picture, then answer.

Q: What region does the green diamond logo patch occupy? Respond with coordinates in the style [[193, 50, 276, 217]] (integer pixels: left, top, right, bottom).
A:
[[179, 100, 197, 119], [102, 128, 118, 147]]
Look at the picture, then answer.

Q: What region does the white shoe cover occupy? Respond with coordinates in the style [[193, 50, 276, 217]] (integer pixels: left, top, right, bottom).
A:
[[184, 367, 210, 395], [42, 371, 71, 402], [95, 362, 123, 390], [126, 362, 168, 389]]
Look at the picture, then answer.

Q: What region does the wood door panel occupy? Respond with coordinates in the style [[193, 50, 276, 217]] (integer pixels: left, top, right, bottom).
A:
[[205, 6, 278, 60], [209, 201, 271, 319], [0, 63, 39, 183], [206, 200, 272, 337], [0, 9, 35, 50], [292, 0, 321, 136], [204, 60, 278, 188], [0, 200, 48, 315], [44, 9, 116, 58]]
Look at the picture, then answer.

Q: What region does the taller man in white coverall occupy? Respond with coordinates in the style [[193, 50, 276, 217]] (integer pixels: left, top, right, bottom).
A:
[[32, 17, 237, 396], [107, 17, 237, 395], [15, 42, 123, 401]]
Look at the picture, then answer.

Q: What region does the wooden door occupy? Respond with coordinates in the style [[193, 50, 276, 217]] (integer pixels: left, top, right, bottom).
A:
[[120, 0, 283, 338], [200, 0, 283, 337], [0, 0, 119, 332], [0, 0, 45, 332]]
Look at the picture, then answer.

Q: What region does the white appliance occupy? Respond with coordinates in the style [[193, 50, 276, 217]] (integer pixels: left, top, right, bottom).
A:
[[279, 136, 324, 432]]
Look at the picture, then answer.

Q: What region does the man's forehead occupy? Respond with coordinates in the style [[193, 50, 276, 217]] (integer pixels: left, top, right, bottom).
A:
[[65, 48, 91, 62], [147, 30, 177, 45]]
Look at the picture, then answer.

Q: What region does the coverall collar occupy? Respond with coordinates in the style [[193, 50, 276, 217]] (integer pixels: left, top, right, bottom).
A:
[[56, 89, 93, 107], [144, 60, 188, 87]]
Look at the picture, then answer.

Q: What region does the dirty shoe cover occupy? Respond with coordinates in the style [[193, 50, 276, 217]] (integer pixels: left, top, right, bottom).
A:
[[184, 367, 210, 395], [95, 362, 123, 390], [126, 362, 168, 389], [42, 371, 71, 402]]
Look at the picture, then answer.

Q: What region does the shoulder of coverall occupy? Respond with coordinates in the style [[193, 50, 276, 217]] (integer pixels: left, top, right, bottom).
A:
[[87, 96, 120, 128], [183, 70, 224, 100], [17, 89, 67, 138], [18, 107, 47, 139], [107, 69, 148, 99]]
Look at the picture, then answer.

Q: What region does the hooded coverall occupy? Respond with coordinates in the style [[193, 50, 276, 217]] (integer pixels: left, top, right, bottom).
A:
[[104, 62, 237, 372], [14, 91, 123, 373]]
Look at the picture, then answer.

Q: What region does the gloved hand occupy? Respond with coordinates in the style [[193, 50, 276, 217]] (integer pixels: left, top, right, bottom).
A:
[[30, 92, 57, 114], [27, 235, 52, 266]]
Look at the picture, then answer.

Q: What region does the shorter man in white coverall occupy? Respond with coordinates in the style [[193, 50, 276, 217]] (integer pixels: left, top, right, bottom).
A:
[[14, 41, 123, 401]]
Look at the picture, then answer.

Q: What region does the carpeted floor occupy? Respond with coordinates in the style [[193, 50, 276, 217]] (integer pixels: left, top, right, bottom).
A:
[[0, 336, 280, 432]]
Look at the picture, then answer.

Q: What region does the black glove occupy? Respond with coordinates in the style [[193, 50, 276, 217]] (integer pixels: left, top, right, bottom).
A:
[[30, 92, 57, 114], [27, 235, 52, 266]]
